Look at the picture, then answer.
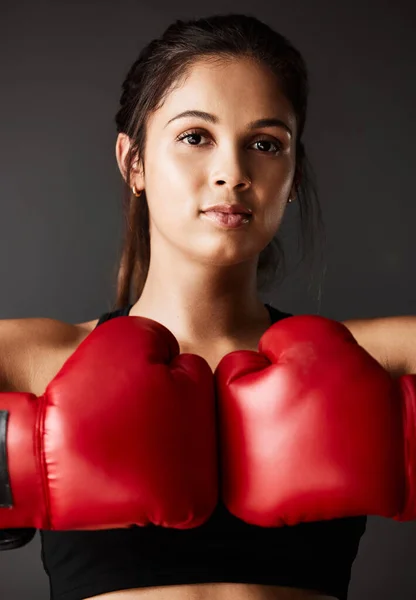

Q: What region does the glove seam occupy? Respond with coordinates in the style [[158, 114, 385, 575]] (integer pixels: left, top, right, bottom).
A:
[[36, 393, 51, 529], [403, 376, 416, 518]]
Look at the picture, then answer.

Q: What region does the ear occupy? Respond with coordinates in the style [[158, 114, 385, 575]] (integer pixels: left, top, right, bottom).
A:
[[115, 133, 144, 188]]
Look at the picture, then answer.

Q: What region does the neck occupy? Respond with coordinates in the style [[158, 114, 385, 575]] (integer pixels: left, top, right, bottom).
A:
[[129, 243, 271, 345]]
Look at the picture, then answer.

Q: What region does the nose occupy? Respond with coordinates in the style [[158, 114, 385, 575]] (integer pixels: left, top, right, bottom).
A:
[[214, 176, 251, 191], [210, 146, 252, 191]]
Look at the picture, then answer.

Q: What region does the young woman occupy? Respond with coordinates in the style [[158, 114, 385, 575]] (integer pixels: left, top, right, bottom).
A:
[[1, 12, 415, 600]]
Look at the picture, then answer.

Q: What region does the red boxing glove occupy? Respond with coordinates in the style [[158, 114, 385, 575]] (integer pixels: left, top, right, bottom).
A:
[[215, 315, 416, 527], [0, 316, 217, 531]]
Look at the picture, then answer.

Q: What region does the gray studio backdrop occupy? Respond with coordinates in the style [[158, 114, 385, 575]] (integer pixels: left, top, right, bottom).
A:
[[1, 1, 415, 599]]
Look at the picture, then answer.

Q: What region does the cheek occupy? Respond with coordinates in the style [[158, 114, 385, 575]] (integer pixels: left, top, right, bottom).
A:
[[260, 191, 289, 231], [145, 179, 200, 237], [262, 167, 294, 224], [146, 148, 203, 204]]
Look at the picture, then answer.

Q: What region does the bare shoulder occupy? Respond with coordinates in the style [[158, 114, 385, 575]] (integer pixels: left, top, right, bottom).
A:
[[0, 316, 91, 394], [341, 317, 389, 365], [75, 317, 100, 333], [341, 315, 416, 376]]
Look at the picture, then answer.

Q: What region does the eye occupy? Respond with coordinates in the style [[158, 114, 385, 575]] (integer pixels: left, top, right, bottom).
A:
[[251, 139, 283, 154], [176, 129, 283, 154], [176, 129, 211, 147]]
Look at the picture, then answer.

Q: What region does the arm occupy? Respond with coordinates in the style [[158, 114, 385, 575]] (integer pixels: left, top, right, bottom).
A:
[[342, 315, 416, 377], [0, 317, 80, 548], [0, 320, 37, 549]]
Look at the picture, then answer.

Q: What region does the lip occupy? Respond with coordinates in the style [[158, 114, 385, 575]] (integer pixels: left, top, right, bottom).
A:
[[200, 211, 251, 229], [201, 203, 252, 215]]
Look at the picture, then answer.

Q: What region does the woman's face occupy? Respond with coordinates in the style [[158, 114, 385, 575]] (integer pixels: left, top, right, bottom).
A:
[[118, 56, 298, 268]]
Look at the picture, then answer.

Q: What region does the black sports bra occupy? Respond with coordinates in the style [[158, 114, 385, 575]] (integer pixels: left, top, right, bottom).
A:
[[40, 303, 367, 600]]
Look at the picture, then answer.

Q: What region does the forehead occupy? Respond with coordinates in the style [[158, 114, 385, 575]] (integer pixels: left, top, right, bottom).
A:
[[151, 57, 297, 133]]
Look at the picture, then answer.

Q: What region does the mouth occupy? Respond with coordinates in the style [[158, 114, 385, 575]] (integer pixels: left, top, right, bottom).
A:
[[200, 211, 252, 229]]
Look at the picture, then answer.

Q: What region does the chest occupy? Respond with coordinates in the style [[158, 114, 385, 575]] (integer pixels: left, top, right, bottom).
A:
[[25, 333, 260, 396]]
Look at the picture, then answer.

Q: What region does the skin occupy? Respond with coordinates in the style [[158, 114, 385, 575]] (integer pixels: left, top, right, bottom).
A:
[[81, 56, 336, 599], [3, 54, 413, 600], [115, 56, 298, 367]]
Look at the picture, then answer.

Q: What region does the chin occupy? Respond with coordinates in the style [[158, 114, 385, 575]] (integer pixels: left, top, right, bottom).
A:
[[195, 248, 259, 268]]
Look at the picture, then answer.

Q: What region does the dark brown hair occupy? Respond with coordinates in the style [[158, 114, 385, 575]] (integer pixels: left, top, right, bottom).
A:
[[112, 13, 325, 311]]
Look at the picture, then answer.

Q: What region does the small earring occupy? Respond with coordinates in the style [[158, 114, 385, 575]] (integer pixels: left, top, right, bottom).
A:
[[288, 197, 292, 204], [132, 184, 142, 197]]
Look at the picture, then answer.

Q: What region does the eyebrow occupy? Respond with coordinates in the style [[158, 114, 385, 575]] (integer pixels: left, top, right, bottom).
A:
[[164, 109, 293, 137]]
